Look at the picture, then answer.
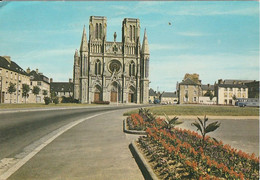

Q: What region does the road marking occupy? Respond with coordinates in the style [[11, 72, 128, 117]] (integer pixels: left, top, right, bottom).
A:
[[0, 110, 116, 180]]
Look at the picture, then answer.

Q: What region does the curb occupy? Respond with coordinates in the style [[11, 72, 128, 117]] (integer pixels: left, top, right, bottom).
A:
[[129, 141, 158, 180], [123, 119, 147, 135]]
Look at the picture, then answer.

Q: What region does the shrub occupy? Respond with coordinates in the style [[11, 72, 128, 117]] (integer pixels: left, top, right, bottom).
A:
[[92, 101, 110, 104], [44, 97, 51, 105], [53, 97, 59, 104]]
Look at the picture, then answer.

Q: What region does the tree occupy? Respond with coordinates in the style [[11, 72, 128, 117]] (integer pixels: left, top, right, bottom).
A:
[[8, 82, 16, 104], [32, 86, 41, 103], [191, 116, 220, 149], [43, 90, 48, 97], [204, 90, 214, 101], [232, 95, 237, 101], [22, 84, 30, 103]]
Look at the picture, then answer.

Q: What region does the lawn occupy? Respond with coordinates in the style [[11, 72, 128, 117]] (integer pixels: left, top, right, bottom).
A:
[[123, 105, 259, 116], [0, 103, 98, 109]]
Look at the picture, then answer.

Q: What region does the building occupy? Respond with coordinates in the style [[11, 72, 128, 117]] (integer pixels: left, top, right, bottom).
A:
[[160, 92, 178, 104], [0, 56, 30, 103], [245, 81, 259, 98], [50, 78, 73, 98], [27, 68, 50, 103], [178, 77, 202, 104], [201, 84, 215, 96], [149, 88, 161, 104], [73, 16, 150, 104], [215, 79, 248, 105], [199, 96, 217, 105]]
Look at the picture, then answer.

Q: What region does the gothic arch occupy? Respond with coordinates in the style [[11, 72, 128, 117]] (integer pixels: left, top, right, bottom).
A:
[[95, 59, 102, 75], [110, 81, 121, 103], [128, 85, 136, 103], [94, 84, 102, 102], [129, 60, 135, 77]]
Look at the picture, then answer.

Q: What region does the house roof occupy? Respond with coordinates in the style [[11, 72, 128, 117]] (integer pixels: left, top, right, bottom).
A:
[[217, 84, 247, 88], [201, 84, 214, 91], [0, 56, 28, 76], [29, 70, 49, 84], [223, 79, 254, 84], [50, 82, 73, 92], [161, 92, 177, 98], [179, 78, 199, 85], [149, 88, 156, 96]]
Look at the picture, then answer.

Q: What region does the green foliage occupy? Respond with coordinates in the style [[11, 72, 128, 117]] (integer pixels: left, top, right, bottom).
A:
[[53, 97, 59, 104], [32, 86, 40, 95], [8, 82, 16, 104], [232, 94, 237, 101], [8, 82, 16, 94], [22, 84, 30, 103], [191, 115, 220, 149], [163, 113, 182, 131], [44, 97, 51, 105], [43, 90, 48, 96], [50, 91, 56, 100]]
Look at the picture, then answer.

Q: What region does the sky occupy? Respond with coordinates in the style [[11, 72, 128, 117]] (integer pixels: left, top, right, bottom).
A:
[[0, 1, 259, 92]]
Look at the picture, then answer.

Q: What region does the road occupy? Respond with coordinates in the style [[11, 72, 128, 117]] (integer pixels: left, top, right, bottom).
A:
[[0, 105, 258, 179], [0, 105, 148, 180]]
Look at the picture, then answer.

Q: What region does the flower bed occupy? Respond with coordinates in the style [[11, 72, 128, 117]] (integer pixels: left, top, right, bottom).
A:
[[137, 127, 259, 179], [127, 109, 259, 179]]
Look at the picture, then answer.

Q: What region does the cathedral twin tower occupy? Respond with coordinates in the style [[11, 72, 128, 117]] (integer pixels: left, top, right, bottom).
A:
[[73, 16, 150, 104]]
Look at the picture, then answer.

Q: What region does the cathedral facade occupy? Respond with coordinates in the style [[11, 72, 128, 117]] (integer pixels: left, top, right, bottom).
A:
[[73, 16, 150, 104]]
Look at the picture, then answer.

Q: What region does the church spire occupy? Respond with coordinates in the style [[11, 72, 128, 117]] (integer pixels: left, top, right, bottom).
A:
[[141, 28, 149, 54], [80, 25, 88, 52]]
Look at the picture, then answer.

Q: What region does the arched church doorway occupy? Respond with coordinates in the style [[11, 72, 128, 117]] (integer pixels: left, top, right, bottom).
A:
[[94, 85, 102, 102], [110, 82, 120, 103], [128, 86, 136, 103]]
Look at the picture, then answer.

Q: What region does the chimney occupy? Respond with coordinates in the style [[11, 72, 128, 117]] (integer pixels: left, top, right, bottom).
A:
[[26, 67, 31, 74], [3, 56, 11, 64], [69, 78, 72, 83], [218, 79, 223, 84], [36, 68, 39, 74], [50, 78, 53, 83]]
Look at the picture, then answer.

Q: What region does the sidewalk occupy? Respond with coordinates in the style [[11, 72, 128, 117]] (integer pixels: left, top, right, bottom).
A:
[[8, 109, 144, 180]]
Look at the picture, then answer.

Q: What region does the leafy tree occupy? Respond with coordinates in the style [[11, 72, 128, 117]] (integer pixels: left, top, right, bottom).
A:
[[44, 97, 51, 105], [232, 95, 237, 101], [43, 90, 48, 97], [191, 116, 220, 149], [163, 113, 182, 131], [209, 92, 214, 101], [8, 82, 16, 104], [50, 91, 56, 100], [22, 84, 30, 103], [32, 86, 41, 103]]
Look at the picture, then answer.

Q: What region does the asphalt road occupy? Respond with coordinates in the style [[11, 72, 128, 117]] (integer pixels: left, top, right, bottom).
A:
[[0, 105, 149, 160]]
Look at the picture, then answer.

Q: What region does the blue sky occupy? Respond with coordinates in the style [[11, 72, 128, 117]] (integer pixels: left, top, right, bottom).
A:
[[0, 1, 259, 92]]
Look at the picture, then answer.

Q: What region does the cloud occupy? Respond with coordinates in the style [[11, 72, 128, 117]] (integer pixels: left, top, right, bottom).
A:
[[149, 53, 259, 91]]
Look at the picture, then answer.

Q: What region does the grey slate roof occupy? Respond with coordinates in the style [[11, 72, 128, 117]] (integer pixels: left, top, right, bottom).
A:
[[161, 92, 177, 98], [29, 70, 49, 84], [0, 56, 28, 76], [217, 84, 247, 88], [50, 82, 73, 92], [179, 78, 199, 85], [201, 84, 214, 91], [223, 79, 254, 84], [149, 88, 156, 96]]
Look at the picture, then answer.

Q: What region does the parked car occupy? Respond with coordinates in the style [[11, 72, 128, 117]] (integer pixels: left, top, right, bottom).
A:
[[238, 102, 246, 107]]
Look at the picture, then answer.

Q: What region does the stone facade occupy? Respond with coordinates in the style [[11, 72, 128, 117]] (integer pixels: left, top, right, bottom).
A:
[[27, 68, 50, 103], [178, 78, 202, 104], [0, 56, 30, 104], [73, 16, 150, 104]]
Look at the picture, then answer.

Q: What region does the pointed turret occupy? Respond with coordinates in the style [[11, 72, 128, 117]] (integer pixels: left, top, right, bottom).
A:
[[141, 28, 149, 54], [80, 25, 88, 52], [74, 49, 78, 57]]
